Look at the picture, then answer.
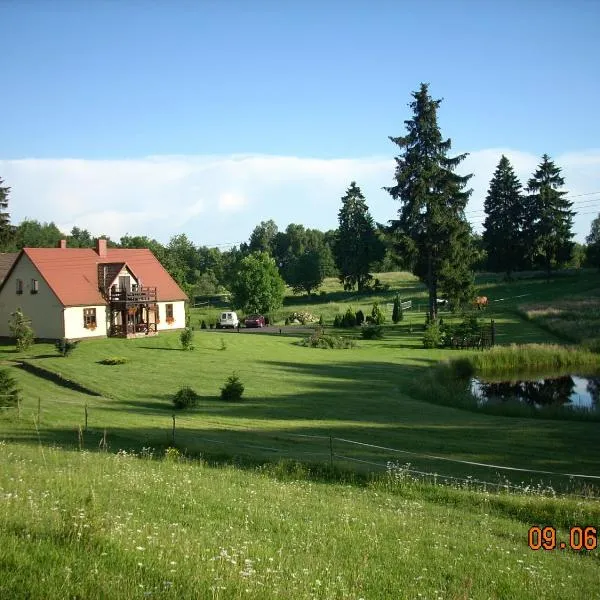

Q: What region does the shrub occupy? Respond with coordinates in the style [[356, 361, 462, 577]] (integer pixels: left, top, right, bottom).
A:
[[301, 329, 356, 349], [423, 321, 442, 348], [221, 372, 244, 402], [285, 317, 290, 326], [200, 320, 207, 329], [265, 315, 271, 326], [55, 338, 79, 357], [361, 324, 384, 340], [180, 326, 195, 351], [0, 368, 20, 407], [209, 323, 214, 329], [342, 307, 357, 328], [10, 308, 35, 352], [319, 315, 324, 326], [99, 357, 128, 365], [371, 302, 386, 325], [392, 296, 403, 323], [333, 314, 342, 327], [320, 290, 327, 297], [288, 311, 317, 325], [355, 309, 365, 326], [172, 386, 200, 409]]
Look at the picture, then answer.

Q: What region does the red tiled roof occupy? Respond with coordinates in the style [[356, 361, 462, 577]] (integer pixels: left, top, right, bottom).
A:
[[19, 248, 187, 307]]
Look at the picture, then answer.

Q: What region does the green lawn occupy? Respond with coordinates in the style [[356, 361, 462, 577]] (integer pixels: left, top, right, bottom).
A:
[[2, 270, 600, 599], [2, 270, 600, 488]]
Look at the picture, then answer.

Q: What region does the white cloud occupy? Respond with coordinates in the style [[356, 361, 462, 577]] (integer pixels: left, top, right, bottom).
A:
[[1, 150, 599, 246]]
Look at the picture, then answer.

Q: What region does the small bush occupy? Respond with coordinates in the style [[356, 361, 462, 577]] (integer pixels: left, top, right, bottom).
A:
[[423, 322, 442, 348], [55, 338, 79, 357], [342, 307, 357, 328], [333, 314, 342, 327], [0, 368, 20, 407], [172, 386, 200, 409], [180, 326, 195, 350], [10, 309, 35, 352], [355, 309, 365, 326], [200, 320, 207, 329], [371, 302, 386, 325], [209, 323, 214, 329], [285, 317, 290, 325], [99, 357, 128, 365], [361, 324, 384, 340], [320, 290, 327, 297], [319, 315, 324, 326], [221, 373, 244, 402], [288, 311, 317, 325]]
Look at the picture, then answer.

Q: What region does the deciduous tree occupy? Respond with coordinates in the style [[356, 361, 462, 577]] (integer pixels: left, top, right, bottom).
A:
[[230, 251, 286, 314]]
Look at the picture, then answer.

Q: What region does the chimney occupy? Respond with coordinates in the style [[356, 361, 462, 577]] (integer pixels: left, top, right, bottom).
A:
[[96, 238, 107, 257], [57, 239, 67, 249]]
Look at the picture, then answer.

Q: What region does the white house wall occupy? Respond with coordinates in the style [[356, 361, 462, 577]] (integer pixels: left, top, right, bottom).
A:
[[64, 305, 108, 340], [156, 300, 186, 331], [0, 254, 63, 339]]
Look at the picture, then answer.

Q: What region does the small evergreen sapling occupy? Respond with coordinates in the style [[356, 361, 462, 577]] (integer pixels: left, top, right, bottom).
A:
[[9, 308, 35, 352]]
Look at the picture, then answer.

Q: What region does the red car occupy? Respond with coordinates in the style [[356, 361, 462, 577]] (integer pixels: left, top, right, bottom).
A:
[[244, 314, 266, 328]]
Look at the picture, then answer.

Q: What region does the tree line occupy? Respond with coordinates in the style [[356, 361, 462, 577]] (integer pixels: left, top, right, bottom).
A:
[[1, 83, 599, 322]]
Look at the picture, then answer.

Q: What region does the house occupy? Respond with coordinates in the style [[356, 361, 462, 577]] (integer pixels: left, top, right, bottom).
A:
[[0, 239, 188, 340]]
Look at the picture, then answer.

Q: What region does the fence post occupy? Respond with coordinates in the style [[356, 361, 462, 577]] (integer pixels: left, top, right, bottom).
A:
[[172, 414, 176, 446], [329, 433, 334, 468], [84, 403, 88, 432]]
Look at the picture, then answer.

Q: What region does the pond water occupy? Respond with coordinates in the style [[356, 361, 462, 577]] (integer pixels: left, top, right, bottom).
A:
[[470, 374, 600, 412]]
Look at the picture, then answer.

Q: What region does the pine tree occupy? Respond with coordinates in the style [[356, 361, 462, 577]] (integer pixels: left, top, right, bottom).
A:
[[334, 182, 384, 291], [523, 155, 575, 277], [482, 155, 526, 278], [385, 84, 475, 321], [0, 177, 13, 251]]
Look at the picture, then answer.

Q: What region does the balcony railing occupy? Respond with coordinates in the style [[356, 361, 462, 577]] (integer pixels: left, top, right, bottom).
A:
[[109, 286, 157, 305]]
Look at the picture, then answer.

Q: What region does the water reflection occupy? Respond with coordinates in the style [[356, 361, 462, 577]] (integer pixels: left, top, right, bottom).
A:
[[471, 374, 600, 411]]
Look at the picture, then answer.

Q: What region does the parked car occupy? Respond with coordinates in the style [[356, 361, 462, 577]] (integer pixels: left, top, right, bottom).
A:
[[219, 311, 239, 329], [244, 314, 266, 328]]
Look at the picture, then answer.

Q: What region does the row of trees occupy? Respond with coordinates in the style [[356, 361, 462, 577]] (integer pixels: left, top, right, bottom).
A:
[[1, 83, 599, 321], [483, 154, 575, 278]]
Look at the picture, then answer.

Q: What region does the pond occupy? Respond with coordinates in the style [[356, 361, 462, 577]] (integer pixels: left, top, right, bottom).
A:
[[470, 374, 600, 412]]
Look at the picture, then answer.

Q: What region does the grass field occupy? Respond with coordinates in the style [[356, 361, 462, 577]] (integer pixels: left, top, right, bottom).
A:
[[2, 270, 600, 598]]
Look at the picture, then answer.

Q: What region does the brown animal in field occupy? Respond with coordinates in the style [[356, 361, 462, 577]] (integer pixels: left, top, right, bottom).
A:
[[473, 296, 488, 310]]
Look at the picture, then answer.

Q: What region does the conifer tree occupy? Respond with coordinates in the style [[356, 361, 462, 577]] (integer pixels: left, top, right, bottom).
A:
[[482, 155, 526, 278], [334, 182, 384, 291], [585, 214, 600, 269], [523, 155, 575, 277], [385, 84, 475, 321]]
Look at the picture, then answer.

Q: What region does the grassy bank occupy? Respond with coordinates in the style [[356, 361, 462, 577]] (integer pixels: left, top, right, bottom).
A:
[[1, 442, 599, 600]]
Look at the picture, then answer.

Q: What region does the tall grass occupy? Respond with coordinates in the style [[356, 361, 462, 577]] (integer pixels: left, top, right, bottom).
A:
[[1, 441, 599, 600]]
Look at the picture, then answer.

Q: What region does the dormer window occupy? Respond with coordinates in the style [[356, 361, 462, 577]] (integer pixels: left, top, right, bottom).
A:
[[16, 279, 23, 294], [31, 279, 39, 294]]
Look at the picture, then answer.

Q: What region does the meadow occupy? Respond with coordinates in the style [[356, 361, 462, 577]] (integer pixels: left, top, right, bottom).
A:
[[1, 270, 600, 598]]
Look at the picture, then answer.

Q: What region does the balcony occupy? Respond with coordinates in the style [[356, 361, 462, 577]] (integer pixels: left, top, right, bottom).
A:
[[109, 286, 157, 306]]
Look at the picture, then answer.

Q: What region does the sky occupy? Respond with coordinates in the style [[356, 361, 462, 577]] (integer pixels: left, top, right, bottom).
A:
[[1, 0, 599, 247]]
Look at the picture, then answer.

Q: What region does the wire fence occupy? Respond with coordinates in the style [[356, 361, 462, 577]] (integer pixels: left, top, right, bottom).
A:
[[3, 395, 599, 499]]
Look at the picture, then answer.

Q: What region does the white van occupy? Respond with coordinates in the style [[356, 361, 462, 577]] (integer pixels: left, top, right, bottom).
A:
[[219, 311, 239, 329]]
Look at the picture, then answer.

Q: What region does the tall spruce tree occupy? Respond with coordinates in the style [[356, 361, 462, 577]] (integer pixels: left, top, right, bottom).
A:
[[0, 177, 13, 250], [482, 155, 526, 278], [385, 84, 475, 320], [334, 182, 384, 291], [523, 154, 575, 277]]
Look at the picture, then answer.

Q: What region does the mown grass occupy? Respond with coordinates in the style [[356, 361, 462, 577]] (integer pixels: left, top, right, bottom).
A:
[[1, 442, 599, 600]]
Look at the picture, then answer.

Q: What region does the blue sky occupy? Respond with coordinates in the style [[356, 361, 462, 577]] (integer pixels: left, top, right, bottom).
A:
[[1, 0, 599, 245]]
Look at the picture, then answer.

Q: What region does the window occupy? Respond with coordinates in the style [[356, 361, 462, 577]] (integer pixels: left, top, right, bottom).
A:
[[83, 308, 97, 329], [166, 304, 174, 321], [16, 279, 23, 294], [31, 279, 39, 294]]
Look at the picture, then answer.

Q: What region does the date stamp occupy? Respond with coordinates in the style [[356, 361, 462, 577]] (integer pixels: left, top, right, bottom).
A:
[[528, 526, 597, 551]]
